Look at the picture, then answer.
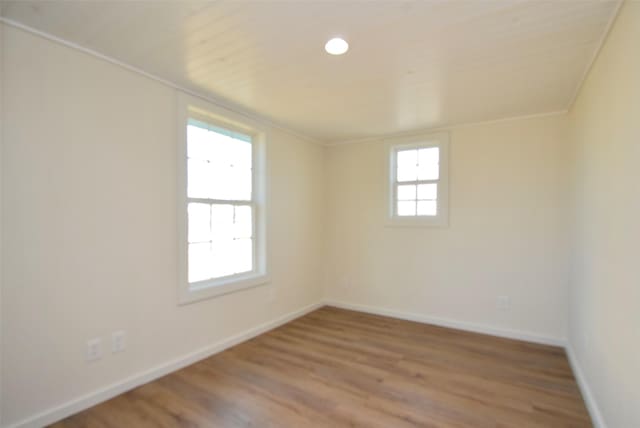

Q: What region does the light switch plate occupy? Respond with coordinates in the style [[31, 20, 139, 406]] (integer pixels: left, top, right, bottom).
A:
[[112, 331, 126, 353]]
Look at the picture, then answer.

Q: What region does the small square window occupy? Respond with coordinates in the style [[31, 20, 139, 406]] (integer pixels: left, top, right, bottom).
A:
[[387, 133, 449, 227]]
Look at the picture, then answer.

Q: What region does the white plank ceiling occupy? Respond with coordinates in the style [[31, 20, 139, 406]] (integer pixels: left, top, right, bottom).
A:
[[1, 1, 620, 143]]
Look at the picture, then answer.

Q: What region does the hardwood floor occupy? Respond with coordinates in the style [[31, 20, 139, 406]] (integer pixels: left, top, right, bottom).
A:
[[50, 307, 591, 427]]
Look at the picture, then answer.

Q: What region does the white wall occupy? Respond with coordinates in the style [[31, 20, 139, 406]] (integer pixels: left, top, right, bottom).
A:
[[2, 3, 639, 427], [0, 20, 4, 427], [0, 24, 324, 427], [324, 114, 570, 343], [567, 2, 640, 427]]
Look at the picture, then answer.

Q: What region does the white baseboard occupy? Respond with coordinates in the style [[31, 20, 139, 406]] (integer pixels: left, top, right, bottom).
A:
[[326, 301, 609, 426], [4, 300, 576, 428], [324, 300, 566, 347], [566, 344, 607, 428], [6, 302, 323, 428]]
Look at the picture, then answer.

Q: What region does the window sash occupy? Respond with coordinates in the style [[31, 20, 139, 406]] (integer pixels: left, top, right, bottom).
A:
[[186, 199, 257, 284], [393, 179, 440, 217]]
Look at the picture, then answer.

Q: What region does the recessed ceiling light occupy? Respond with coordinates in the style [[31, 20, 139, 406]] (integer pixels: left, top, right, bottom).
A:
[[325, 37, 349, 55]]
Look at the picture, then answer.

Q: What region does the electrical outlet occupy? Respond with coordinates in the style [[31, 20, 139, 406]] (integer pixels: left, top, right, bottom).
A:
[[497, 295, 510, 311], [86, 338, 102, 362], [112, 331, 126, 353]]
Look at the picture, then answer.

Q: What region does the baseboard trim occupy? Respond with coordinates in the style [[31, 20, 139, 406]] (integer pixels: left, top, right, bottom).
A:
[[324, 300, 566, 347], [566, 344, 607, 428], [5, 302, 323, 428], [3, 300, 574, 427]]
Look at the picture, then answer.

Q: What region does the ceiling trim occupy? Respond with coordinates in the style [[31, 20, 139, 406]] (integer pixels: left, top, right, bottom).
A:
[[326, 110, 568, 147], [0, 17, 325, 146], [565, 0, 624, 111], [1, 0, 621, 148]]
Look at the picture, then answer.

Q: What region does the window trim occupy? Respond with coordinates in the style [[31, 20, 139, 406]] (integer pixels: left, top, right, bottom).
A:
[[177, 93, 269, 305], [385, 132, 450, 228]]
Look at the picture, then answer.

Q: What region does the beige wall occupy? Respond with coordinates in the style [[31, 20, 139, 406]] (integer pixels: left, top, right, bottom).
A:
[[324, 114, 570, 342], [0, 25, 324, 426], [0, 21, 4, 426], [2, 2, 639, 427], [567, 1, 640, 427]]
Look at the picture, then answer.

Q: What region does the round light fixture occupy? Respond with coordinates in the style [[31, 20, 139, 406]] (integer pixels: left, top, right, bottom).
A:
[[325, 37, 349, 55]]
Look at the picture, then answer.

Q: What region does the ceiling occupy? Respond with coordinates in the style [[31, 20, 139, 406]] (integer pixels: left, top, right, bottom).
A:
[[1, 1, 620, 143]]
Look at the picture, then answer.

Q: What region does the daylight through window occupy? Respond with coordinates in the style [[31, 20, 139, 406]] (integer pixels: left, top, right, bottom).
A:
[[186, 119, 255, 285]]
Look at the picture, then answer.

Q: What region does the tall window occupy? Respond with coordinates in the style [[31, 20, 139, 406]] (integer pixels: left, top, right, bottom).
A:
[[187, 119, 254, 284], [178, 94, 268, 304], [388, 133, 449, 226]]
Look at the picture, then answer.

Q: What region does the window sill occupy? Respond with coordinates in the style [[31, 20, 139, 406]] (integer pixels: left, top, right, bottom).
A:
[[385, 216, 449, 228], [178, 272, 270, 305]]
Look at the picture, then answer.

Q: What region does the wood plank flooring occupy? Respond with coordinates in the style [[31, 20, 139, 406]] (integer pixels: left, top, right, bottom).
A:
[[50, 307, 591, 427]]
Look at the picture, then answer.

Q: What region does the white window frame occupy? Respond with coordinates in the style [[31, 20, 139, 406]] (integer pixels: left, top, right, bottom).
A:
[[177, 93, 269, 305], [386, 132, 450, 227]]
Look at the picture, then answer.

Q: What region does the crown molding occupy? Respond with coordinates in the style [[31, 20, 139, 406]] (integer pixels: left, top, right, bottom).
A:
[[0, 17, 325, 147], [326, 110, 568, 147], [2, 0, 617, 149], [565, 0, 624, 112]]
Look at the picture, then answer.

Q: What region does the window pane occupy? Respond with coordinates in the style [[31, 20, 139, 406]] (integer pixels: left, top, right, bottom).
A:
[[209, 166, 233, 200], [210, 260, 234, 279], [209, 203, 236, 278], [207, 166, 228, 200], [204, 166, 250, 201], [418, 147, 439, 165], [210, 204, 234, 241], [397, 200, 416, 216], [188, 123, 253, 201], [232, 238, 253, 274], [417, 200, 437, 216], [397, 149, 418, 166], [228, 138, 252, 170], [187, 159, 214, 199], [397, 184, 416, 201], [188, 243, 213, 283], [418, 163, 439, 180], [417, 183, 438, 200], [418, 147, 439, 180], [233, 205, 253, 239], [396, 149, 418, 182], [229, 167, 252, 201], [188, 203, 211, 243], [187, 125, 215, 160], [210, 235, 234, 279], [205, 132, 238, 171]]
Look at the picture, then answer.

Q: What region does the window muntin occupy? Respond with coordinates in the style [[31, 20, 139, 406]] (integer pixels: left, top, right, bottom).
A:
[[186, 119, 256, 286]]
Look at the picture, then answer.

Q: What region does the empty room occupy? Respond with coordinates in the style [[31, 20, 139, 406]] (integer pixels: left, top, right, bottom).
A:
[[0, 0, 638, 427]]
